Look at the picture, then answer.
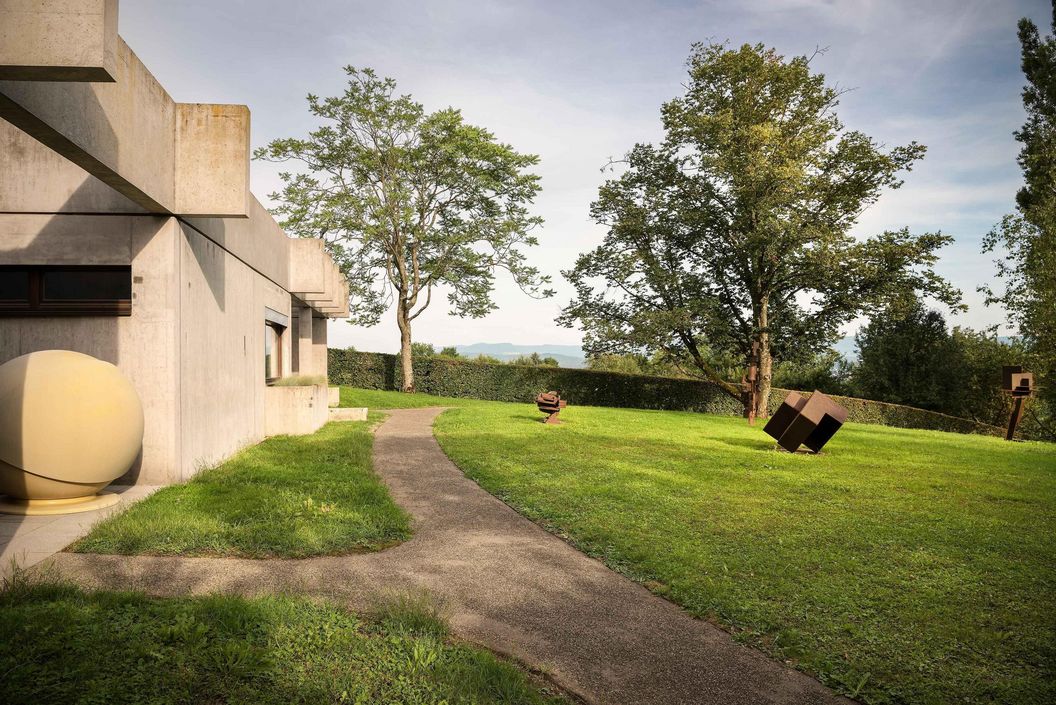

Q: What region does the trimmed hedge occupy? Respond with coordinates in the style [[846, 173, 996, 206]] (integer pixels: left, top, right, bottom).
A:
[[328, 349, 1005, 437]]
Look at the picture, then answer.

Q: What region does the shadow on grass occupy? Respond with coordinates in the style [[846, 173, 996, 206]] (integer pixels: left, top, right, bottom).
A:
[[0, 568, 571, 705]]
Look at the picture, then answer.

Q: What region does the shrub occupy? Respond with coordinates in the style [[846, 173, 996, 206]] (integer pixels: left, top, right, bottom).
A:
[[328, 349, 1008, 437]]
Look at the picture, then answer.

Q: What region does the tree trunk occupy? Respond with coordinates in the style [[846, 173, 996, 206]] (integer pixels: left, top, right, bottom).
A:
[[396, 303, 415, 393], [755, 297, 772, 419]]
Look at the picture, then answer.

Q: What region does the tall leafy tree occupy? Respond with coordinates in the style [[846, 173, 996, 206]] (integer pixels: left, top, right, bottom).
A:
[[982, 4, 1056, 411], [560, 43, 961, 417], [852, 302, 963, 413], [257, 68, 552, 392]]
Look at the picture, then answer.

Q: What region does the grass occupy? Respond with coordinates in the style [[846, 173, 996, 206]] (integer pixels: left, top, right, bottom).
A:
[[344, 389, 1056, 705], [0, 571, 570, 705], [73, 416, 410, 558]]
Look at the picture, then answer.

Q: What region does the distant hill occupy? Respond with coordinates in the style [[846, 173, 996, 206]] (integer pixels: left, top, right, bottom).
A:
[[455, 343, 586, 368]]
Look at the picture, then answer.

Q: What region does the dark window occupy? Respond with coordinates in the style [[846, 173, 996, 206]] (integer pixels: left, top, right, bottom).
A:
[[0, 270, 30, 301], [0, 266, 132, 316], [42, 268, 131, 301]]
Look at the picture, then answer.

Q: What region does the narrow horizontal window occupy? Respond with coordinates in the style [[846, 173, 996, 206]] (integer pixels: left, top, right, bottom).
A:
[[0, 265, 132, 317], [0, 270, 30, 302]]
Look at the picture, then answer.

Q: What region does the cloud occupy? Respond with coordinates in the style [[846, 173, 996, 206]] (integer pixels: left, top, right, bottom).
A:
[[118, 0, 1044, 348]]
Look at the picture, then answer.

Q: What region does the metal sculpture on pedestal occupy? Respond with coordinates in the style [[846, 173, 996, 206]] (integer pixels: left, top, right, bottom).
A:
[[1002, 366, 1035, 441], [742, 341, 761, 425], [535, 391, 568, 425], [763, 390, 848, 453]]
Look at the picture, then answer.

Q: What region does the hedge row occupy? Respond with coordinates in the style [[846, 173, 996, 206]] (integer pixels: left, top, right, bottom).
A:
[[328, 349, 1006, 437]]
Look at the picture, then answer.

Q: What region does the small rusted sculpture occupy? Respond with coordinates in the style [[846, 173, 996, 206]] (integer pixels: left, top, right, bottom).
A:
[[1002, 366, 1035, 441], [535, 391, 568, 425], [763, 390, 848, 454]]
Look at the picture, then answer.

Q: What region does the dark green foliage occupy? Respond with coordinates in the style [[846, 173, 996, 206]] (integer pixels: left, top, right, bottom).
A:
[[981, 5, 1056, 432], [771, 350, 854, 397], [852, 302, 962, 412], [0, 577, 568, 705], [329, 349, 1004, 436]]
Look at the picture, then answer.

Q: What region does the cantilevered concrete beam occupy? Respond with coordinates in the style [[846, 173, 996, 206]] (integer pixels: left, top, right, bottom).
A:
[[0, 27, 250, 216], [0, 0, 118, 82]]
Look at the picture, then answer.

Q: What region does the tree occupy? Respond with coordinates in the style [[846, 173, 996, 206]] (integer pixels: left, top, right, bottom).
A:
[[559, 43, 961, 418], [438, 346, 461, 359], [257, 68, 552, 392], [852, 302, 963, 412], [948, 327, 1029, 426], [982, 4, 1056, 414], [771, 350, 854, 397], [511, 352, 560, 367]]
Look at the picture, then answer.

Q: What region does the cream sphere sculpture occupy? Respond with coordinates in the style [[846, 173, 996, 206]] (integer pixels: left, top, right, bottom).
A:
[[0, 350, 144, 515]]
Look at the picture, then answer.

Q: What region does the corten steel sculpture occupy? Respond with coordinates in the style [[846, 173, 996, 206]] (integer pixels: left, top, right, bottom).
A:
[[535, 391, 568, 425], [741, 341, 761, 425], [1002, 365, 1036, 441], [763, 390, 848, 453]]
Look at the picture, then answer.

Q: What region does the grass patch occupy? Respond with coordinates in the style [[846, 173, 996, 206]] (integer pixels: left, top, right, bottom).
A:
[[366, 388, 1056, 705], [0, 572, 570, 705], [73, 417, 410, 558]]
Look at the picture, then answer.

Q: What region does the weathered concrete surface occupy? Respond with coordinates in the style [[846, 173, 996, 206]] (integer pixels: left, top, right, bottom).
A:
[[46, 408, 851, 705], [264, 385, 328, 437], [328, 406, 367, 421], [0, 37, 250, 217], [0, 0, 118, 82], [0, 37, 177, 212], [175, 103, 250, 218]]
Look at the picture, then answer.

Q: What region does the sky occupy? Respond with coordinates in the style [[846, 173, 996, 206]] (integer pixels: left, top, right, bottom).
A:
[[119, 0, 1048, 354]]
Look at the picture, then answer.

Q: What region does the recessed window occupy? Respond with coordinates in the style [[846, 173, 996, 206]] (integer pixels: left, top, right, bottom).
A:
[[265, 322, 283, 384], [0, 266, 132, 316]]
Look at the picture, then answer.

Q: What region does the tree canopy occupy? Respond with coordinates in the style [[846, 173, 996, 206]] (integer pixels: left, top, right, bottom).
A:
[[560, 42, 961, 417], [256, 67, 552, 391], [982, 4, 1056, 413]]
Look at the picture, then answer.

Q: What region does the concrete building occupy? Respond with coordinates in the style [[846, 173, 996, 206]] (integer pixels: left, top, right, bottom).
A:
[[0, 0, 349, 485]]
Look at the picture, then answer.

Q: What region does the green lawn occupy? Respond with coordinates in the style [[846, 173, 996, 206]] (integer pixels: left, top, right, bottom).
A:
[[0, 574, 569, 705], [342, 389, 1056, 705], [73, 416, 410, 558]]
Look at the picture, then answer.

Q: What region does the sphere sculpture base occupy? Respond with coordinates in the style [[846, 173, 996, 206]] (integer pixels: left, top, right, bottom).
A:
[[0, 491, 120, 516]]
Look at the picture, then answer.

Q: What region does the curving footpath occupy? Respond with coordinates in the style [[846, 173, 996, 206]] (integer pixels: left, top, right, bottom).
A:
[[45, 408, 850, 705]]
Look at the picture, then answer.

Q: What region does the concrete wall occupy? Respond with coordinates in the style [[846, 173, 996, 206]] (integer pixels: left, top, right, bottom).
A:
[[0, 0, 119, 82], [0, 116, 146, 213], [0, 213, 180, 485], [175, 221, 291, 479]]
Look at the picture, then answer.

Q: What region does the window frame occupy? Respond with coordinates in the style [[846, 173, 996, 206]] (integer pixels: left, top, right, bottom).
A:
[[264, 320, 284, 385], [0, 265, 132, 317]]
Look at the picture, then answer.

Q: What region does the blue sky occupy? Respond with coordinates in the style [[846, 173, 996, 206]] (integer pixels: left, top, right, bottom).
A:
[[119, 0, 1047, 353]]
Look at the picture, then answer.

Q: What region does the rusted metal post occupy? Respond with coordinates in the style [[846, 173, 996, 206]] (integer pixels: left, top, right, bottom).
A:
[[1001, 366, 1035, 441]]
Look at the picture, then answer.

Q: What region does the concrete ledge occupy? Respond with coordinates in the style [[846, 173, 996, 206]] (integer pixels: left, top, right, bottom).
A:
[[0, 0, 119, 82], [264, 384, 328, 436], [328, 386, 340, 407], [329, 407, 367, 422]]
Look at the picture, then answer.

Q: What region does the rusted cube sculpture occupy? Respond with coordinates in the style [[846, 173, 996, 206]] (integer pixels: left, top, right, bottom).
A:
[[535, 391, 568, 425], [1002, 366, 1036, 440], [763, 390, 848, 453]]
